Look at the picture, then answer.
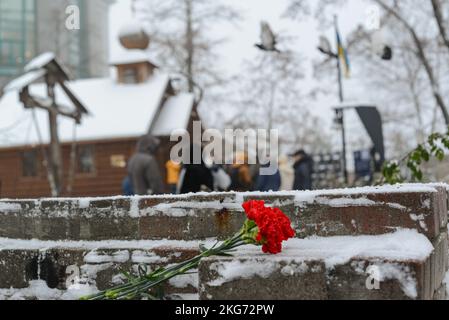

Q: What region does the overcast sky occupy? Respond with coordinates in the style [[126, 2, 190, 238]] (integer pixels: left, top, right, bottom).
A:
[[109, 0, 369, 78], [108, 0, 376, 160]]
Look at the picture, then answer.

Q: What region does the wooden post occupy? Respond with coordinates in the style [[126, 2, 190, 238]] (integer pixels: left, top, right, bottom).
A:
[[46, 74, 63, 196]]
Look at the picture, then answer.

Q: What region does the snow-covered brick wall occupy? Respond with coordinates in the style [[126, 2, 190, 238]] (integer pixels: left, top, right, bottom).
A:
[[0, 184, 447, 242], [0, 183, 447, 300], [199, 229, 447, 300]]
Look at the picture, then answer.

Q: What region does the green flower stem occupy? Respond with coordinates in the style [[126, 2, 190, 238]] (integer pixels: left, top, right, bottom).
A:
[[82, 226, 254, 300]]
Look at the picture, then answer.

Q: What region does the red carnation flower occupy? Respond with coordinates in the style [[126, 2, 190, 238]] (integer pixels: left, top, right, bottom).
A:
[[242, 200, 295, 254]]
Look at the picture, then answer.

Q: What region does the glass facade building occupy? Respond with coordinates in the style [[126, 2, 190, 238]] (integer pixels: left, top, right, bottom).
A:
[[0, 0, 37, 76], [0, 0, 110, 84]]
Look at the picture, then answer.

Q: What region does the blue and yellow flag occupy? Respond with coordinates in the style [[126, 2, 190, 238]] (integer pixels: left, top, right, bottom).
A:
[[336, 29, 350, 78]]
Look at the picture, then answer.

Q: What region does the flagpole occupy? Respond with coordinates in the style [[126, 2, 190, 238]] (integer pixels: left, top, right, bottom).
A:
[[334, 14, 348, 184], [335, 16, 344, 103]]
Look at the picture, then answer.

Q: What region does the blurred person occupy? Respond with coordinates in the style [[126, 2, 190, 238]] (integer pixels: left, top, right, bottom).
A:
[[127, 135, 164, 195], [278, 155, 294, 191], [255, 162, 281, 192], [291, 149, 314, 191], [229, 152, 253, 192], [122, 175, 134, 196], [178, 144, 214, 194], [203, 154, 231, 191], [211, 164, 232, 191], [165, 159, 181, 194]]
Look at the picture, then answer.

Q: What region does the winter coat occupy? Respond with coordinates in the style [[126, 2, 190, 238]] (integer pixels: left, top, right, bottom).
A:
[[229, 164, 253, 192], [178, 164, 214, 194], [256, 169, 281, 192], [165, 160, 181, 185], [293, 155, 313, 191], [279, 159, 294, 191], [127, 135, 164, 195]]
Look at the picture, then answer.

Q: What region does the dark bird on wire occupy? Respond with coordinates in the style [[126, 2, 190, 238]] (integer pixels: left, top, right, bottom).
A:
[[255, 21, 280, 53], [381, 45, 393, 60]]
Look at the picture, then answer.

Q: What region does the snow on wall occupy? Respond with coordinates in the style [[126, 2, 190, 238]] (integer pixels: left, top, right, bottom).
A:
[[0, 238, 213, 251], [0, 280, 97, 301], [0, 183, 446, 300], [205, 229, 433, 299], [0, 183, 444, 218], [0, 202, 21, 212]]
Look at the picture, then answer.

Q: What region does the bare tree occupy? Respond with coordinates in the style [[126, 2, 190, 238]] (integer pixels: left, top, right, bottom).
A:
[[372, 0, 449, 125], [226, 49, 331, 153], [286, 0, 449, 155], [134, 0, 240, 106], [430, 0, 449, 53]]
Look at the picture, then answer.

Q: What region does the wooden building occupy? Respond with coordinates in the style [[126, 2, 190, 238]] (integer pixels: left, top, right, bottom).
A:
[[0, 50, 197, 198]]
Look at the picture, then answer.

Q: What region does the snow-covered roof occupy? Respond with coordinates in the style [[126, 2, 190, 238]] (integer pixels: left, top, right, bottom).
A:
[[118, 20, 147, 38], [24, 52, 55, 72], [0, 71, 196, 148], [3, 69, 46, 92], [151, 93, 195, 137], [109, 49, 156, 66]]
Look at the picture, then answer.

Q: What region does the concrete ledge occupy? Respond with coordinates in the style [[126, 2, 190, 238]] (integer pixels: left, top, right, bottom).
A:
[[0, 184, 447, 241], [198, 230, 447, 300], [0, 239, 203, 298]]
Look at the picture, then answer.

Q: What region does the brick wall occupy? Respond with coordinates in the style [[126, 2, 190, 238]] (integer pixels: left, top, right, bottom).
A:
[[0, 184, 447, 300]]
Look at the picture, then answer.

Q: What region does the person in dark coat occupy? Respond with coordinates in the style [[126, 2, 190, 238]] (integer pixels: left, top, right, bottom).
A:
[[255, 162, 281, 192], [291, 150, 313, 191], [178, 144, 214, 194], [127, 135, 164, 195]]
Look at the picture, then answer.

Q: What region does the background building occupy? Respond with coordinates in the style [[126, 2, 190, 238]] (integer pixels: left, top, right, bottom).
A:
[[0, 0, 113, 90]]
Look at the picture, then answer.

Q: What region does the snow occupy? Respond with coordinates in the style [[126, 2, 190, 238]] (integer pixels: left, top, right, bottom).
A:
[[3, 69, 46, 92], [0, 238, 216, 251], [141, 200, 241, 217], [23, 52, 55, 72], [373, 262, 418, 299], [208, 260, 279, 287], [313, 196, 376, 207], [118, 20, 146, 38], [409, 214, 428, 231], [293, 184, 440, 204], [0, 202, 21, 212], [61, 283, 99, 300], [84, 250, 130, 264], [169, 273, 198, 289], [0, 183, 444, 218], [0, 72, 170, 147], [78, 198, 90, 209], [207, 229, 433, 294], [0, 280, 98, 300], [131, 250, 168, 264], [109, 49, 154, 65], [151, 93, 195, 137]]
